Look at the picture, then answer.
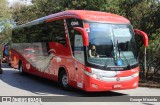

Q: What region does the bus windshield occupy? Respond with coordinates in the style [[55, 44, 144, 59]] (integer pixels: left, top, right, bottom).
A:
[[87, 22, 138, 68]]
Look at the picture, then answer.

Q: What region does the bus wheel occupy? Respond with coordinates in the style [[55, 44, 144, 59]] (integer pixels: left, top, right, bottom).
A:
[[0, 70, 2, 74], [0, 59, 2, 74], [19, 62, 24, 75], [59, 70, 70, 90], [8, 63, 11, 67]]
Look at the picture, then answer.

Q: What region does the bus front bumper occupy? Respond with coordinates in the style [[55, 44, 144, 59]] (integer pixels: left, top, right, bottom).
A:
[[83, 76, 139, 92]]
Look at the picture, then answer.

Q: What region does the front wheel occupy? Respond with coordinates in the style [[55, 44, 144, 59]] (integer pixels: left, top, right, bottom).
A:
[[59, 70, 70, 90]]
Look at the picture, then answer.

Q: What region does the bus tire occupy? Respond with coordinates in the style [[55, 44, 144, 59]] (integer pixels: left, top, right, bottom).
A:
[[0, 68, 2, 74], [0, 60, 3, 74], [19, 61, 25, 75], [0, 70, 2, 74], [8, 63, 11, 67], [59, 70, 70, 90]]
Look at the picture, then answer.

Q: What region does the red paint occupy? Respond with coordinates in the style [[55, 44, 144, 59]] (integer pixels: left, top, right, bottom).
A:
[[10, 10, 143, 92], [134, 29, 149, 47], [73, 27, 89, 46], [46, 10, 130, 23], [84, 76, 139, 91]]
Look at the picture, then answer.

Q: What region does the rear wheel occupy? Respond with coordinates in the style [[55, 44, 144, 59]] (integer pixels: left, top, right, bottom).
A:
[[19, 62, 25, 75], [8, 62, 11, 67], [0, 70, 2, 74], [0, 69, 3, 74], [59, 70, 70, 90], [0, 60, 2, 74]]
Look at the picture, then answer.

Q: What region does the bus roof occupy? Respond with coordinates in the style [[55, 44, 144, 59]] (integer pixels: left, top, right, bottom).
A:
[[13, 10, 130, 29], [46, 10, 130, 23]]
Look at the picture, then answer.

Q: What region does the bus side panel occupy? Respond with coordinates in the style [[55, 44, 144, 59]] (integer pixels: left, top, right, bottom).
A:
[[10, 49, 20, 69], [10, 41, 72, 82]]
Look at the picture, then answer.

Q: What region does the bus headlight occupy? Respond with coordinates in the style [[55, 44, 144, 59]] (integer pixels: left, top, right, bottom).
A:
[[84, 70, 101, 79], [131, 72, 139, 78]]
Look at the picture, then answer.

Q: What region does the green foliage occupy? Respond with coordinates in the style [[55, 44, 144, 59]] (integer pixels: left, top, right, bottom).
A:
[[0, 0, 12, 58], [0, 0, 11, 30], [0, 0, 11, 19]]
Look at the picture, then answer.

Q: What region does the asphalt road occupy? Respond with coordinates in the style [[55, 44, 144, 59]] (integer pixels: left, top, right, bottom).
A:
[[0, 63, 160, 105]]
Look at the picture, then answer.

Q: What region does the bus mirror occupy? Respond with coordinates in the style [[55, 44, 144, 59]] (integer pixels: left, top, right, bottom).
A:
[[134, 29, 149, 47], [73, 27, 89, 46]]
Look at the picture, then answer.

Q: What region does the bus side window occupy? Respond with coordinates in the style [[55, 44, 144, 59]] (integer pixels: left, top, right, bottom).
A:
[[47, 20, 67, 46]]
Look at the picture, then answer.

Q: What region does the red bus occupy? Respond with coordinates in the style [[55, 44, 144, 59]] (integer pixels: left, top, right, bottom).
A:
[[10, 10, 148, 91]]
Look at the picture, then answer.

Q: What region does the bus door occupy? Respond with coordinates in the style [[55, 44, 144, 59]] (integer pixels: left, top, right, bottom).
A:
[[72, 30, 85, 88]]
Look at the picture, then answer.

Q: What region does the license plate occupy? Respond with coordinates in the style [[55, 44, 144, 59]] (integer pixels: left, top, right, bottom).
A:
[[113, 84, 122, 88]]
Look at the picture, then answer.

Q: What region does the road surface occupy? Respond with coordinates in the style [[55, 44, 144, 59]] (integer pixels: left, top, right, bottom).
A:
[[0, 63, 160, 105]]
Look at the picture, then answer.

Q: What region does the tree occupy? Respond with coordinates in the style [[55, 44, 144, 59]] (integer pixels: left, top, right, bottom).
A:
[[0, 0, 11, 29], [0, 0, 12, 58], [12, 0, 122, 24], [11, 0, 160, 82], [0, 0, 10, 18]]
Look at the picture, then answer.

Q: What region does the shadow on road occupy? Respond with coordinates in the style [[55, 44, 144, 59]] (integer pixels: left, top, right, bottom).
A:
[[0, 63, 128, 97]]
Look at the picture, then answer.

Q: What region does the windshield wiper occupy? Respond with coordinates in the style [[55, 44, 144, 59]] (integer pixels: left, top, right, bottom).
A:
[[117, 40, 131, 69], [110, 40, 117, 66]]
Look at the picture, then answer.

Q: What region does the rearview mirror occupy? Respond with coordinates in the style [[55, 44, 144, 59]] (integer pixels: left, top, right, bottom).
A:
[[73, 27, 89, 46], [134, 29, 149, 47]]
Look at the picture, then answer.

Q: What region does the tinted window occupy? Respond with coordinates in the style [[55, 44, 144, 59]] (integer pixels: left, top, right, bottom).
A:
[[46, 20, 66, 46], [12, 28, 28, 43], [12, 20, 66, 46]]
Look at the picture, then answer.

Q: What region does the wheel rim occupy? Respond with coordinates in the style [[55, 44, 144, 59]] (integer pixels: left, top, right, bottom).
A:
[[62, 74, 68, 87]]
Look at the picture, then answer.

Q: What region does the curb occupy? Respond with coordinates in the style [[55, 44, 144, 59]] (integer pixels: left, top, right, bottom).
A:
[[139, 83, 160, 88]]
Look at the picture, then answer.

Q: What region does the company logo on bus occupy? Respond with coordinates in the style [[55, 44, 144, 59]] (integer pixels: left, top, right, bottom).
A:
[[71, 22, 79, 26], [116, 77, 120, 81]]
